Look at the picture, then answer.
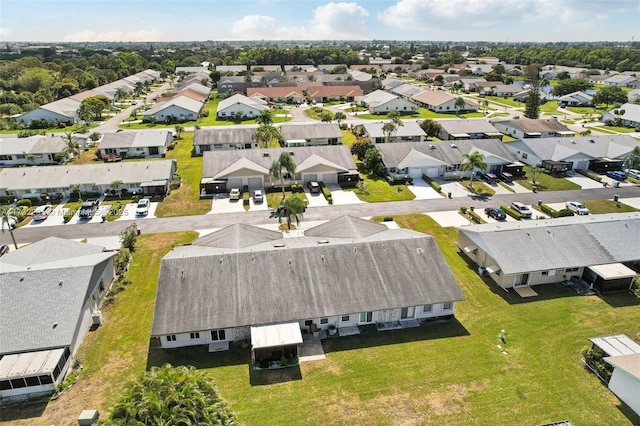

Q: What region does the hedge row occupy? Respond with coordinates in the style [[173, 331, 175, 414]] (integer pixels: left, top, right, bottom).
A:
[[540, 203, 574, 218], [319, 182, 333, 204], [422, 175, 442, 192], [500, 204, 522, 220], [576, 169, 602, 182]]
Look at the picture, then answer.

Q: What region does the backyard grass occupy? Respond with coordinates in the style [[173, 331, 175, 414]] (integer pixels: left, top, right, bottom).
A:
[[484, 96, 524, 108], [304, 107, 334, 120], [9, 218, 640, 425], [498, 181, 516, 193], [515, 167, 581, 192], [583, 199, 638, 214], [539, 100, 566, 115], [153, 132, 211, 217], [598, 125, 636, 133], [340, 129, 357, 147], [342, 176, 415, 202]]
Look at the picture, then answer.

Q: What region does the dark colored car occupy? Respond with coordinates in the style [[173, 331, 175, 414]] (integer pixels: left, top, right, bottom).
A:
[[307, 181, 321, 193], [0, 244, 9, 257], [481, 173, 498, 184], [499, 172, 514, 182], [484, 207, 507, 220], [78, 199, 99, 219], [606, 171, 626, 181]]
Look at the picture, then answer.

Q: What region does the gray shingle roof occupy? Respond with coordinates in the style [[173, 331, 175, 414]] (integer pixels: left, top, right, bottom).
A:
[[507, 135, 640, 162], [193, 127, 257, 146], [362, 120, 427, 139], [193, 224, 282, 249], [152, 216, 464, 335], [437, 119, 502, 136], [98, 130, 171, 150], [0, 135, 66, 156], [280, 123, 342, 141]]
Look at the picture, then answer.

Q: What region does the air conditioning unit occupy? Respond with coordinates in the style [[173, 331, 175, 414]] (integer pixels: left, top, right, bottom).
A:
[[91, 311, 103, 326]]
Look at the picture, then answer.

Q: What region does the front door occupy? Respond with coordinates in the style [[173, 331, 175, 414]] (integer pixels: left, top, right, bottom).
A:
[[401, 307, 415, 319], [516, 273, 530, 287], [359, 312, 373, 323]]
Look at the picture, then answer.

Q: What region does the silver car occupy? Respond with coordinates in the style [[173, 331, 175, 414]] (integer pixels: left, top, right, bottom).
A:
[[565, 201, 589, 215]]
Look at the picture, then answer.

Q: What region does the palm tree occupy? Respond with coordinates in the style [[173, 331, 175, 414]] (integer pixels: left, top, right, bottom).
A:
[[382, 111, 403, 143], [257, 110, 273, 126], [454, 96, 466, 116], [623, 146, 640, 170], [1, 207, 18, 250], [279, 195, 305, 230], [460, 151, 487, 192], [110, 180, 124, 199], [334, 111, 346, 127], [114, 88, 127, 104], [174, 124, 184, 140], [63, 131, 80, 158], [254, 125, 281, 148], [269, 152, 296, 199]]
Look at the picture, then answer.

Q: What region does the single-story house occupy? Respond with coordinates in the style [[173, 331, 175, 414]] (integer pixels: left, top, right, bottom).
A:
[[436, 119, 503, 141], [346, 70, 373, 82], [388, 83, 427, 99], [602, 103, 640, 128], [216, 94, 269, 119], [603, 75, 639, 88], [193, 127, 258, 154], [283, 64, 317, 72], [492, 117, 575, 139], [97, 130, 173, 159], [361, 120, 427, 143], [151, 216, 465, 360], [605, 352, 640, 416], [358, 90, 418, 114], [507, 135, 640, 173], [627, 89, 640, 103], [175, 66, 209, 74], [251, 65, 283, 73], [381, 78, 408, 91], [215, 65, 248, 74], [512, 89, 548, 103], [306, 85, 363, 103], [459, 78, 486, 92], [175, 82, 211, 97], [0, 135, 67, 166], [558, 91, 593, 107], [246, 87, 304, 104], [0, 159, 177, 199], [457, 213, 640, 290], [157, 88, 208, 104], [280, 123, 342, 147], [200, 145, 358, 195], [477, 84, 523, 97], [376, 139, 520, 180], [411, 90, 477, 113], [142, 95, 203, 123], [16, 98, 80, 126], [0, 237, 116, 400]]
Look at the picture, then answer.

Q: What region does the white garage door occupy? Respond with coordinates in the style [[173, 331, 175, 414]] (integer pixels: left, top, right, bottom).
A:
[[426, 167, 440, 178], [247, 177, 263, 190], [321, 173, 337, 184], [226, 178, 242, 189], [303, 174, 317, 184], [409, 168, 423, 178]]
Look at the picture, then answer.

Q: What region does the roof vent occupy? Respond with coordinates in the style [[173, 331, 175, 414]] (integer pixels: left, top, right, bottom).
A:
[[20, 276, 25, 282], [274, 243, 285, 248], [53, 322, 58, 329], [450, 143, 457, 148], [417, 247, 424, 256], [321, 255, 325, 264], [263, 152, 270, 157], [317, 240, 329, 244], [181, 269, 185, 279], [570, 140, 576, 144], [589, 139, 595, 143], [58, 280, 63, 287]]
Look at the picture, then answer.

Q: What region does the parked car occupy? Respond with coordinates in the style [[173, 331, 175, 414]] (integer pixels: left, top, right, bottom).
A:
[[481, 172, 498, 184], [253, 190, 264, 203], [78, 199, 99, 219], [229, 188, 241, 200], [32, 204, 53, 221], [626, 169, 640, 180], [606, 171, 626, 181], [484, 207, 507, 220], [0, 244, 9, 257], [499, 172, 514, 182], [307, 181, 321, 193], [135, 198, 150, 216], [565, 201, 590, 215], [510, 202, 532, 218]]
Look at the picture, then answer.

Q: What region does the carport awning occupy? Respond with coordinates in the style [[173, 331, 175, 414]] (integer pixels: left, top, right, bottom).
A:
[[486, 264, 501, 274], [251, 322, 303, 349], [463, 245, 477, 254], [588, 263, 637, 280], [140, 179, 167, 187]]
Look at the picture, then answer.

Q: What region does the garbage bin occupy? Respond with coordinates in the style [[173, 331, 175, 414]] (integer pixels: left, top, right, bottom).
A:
[[470, 206, 474, 212], [448, 192, 452, 199], [537, 200, 542, 206], [613, 194, 619, 202]]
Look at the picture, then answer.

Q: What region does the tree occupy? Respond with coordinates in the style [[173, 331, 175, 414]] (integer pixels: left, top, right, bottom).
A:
[[524, 79, 542, 119], [460, 151, 487, 192], [364, 147, 386, 177], [382, 110, 403, 143], [1, 207, 18, 250], [623, 146, 640, 170], [528, 165, 546, 184], [80, 95, 110, 120], [551, 79, 593, 96], [71, 183, 83, 201], [419, 119, 442, 139], [257, 109, 273, 126], [114, 88, 127, 103], [556, 71, 571, 80], [254, 124, 281, 149], [320, 111, 333, 122], [350, 137, 373, 161], [454, 97, 466, 116], [269, 152, 296, 199], [63, 131, 80, 158], [174, 124, 184, 140], [107, 364, 237, 426], [334, 111, 346, 127], [110, 180, 124, 199], [593, 86, 628, 110], [278, 195, 306, 230], [119, 223, 138, 251]]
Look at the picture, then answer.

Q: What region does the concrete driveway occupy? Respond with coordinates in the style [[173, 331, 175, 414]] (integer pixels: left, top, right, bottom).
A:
[[208, 196, 246, 214], [475, 207, 518, 223], [25, 203, 66, 228], [425, 210, 470, 227], [249, 197, 269, 211], [117, 201, 159, 221], [327, 184, 365, 205], [434, 179, 470, 198], [566, 175, 605, 189], [407, 178, 442, 200], [305, 189, 330, 207]]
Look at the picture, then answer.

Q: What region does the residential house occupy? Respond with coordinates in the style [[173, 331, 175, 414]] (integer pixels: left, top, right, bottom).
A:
[[361, 120, 427, 143], [215, 65, 248, 74], [507, 135, 640, 173], [216, 94, 269, 119], [200, 145, 357, 195], [478, 84, 524, 97], [0, 135, 67, 166], [603, 75, 639, 88], [627, 89, 640, 103], [457, 213, 640, 291], [459, 78, 486, 92], [217, 76, 265, 96], [376, 139, 520, 180], [358, 90, 418, 114], [0, 159, 177, 199], [388, 83, 427, 99], [142, 95, 203, 123], [0, 237, 116, 399], [193, 127, 258, 154], [157, 88, 208, 104], [250, 65, 283, 73], [346, 70, 373, 82], [411, 90, 477, 113], [246, 87, 304, 104], [17, 98, 79, 126], [174, 82, 211, 97], [437, 119, 503, 141], [602, 103, 640, 128], [97, 130, 173, 159], [280, 123, 343, 147], [381, 78, 407, 91], [306, 85, 363, 103], [558, 91, 593, 106], [512, 89, 548, 102], [151, 216, 465, 358], [283, 65, 317, 72], [492, 117, 575, 139], [175, 66, 209, 74]]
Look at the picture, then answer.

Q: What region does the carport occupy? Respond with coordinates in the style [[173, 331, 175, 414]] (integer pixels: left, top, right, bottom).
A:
[[251, 322, 302, 369], [200, 178, 227, 196], [583, 263, 637, 292]]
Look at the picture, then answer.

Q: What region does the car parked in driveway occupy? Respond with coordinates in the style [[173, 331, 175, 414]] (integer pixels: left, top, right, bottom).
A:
[[136, 198, 150, 216], [499, 172, 513, 182], [484, 207, 507, 220], [565, 201, 589, 215], [510, 202, 532, 218], [253, 190, 264, 203], [229, 188, 241, 200], [78, 199, 99, 219], [627, 169, 640, 180], [481, 172, 498, 184], [307, 181, 321, 193], [606, 171, 626, 181], [33, 204, 53, 221]]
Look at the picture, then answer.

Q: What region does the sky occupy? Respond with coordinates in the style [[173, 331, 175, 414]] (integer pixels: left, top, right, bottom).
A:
[[1, 0, 638, 43]]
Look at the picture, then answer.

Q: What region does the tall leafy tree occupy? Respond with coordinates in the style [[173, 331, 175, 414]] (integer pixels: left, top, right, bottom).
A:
[[350, 137, 373, 161], [63, 131, 80, 158], [279, 195, 306, 230], [524, 79, 542, 119], [454, 97, 466, 116], [593, 86, 628, 110], [460, 151, 487, 191], [382, 110, 403, 143], [269, 152, 297, 199], [333, 111, 346, 127], [364, 147, 387, 176], [254, 125, 281, 149], [419, 119, 442, 139], [1, 207, 19, 250], [623, 146, 640, 170]]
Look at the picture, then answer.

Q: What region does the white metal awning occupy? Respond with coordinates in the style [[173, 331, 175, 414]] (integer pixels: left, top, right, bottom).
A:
[[463, 245, 477, 254], [251, 322, 303, 349], [0, 348, 64, 380], [588, 263, 637, 280], [486, 265, 501, 274]]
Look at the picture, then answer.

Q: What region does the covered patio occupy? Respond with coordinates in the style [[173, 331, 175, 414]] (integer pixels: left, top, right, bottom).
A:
[[251, 322, 303, 369]]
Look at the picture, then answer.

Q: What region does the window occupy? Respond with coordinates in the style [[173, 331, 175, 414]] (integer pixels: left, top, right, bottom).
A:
[[99, 279, 105, 294], [341, 315, 350, 322], [211, 330, 226, 341], [10, 378, 26, 389], [522, 153, 528, 159], [443, 302, 452, 310], [166, 335, 176, 342], [320, 318, 328, 324], [190, 332, 200, 339], [360, 312, 373, 322], [25, 376, 40, 387], [542, 270, 549, 277], [423, 304, 432, 312], [0, 380, 11, 390], [566, 267, 579, 273], [39, 375, 53, 385], [0, 155, 12, 161]]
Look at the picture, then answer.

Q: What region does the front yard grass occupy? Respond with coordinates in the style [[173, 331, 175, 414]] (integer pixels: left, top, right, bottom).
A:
[[342, 176, 415, 202], [460, 180, 496, 196], [515, 167, 581, 192], [340, 129, 356, 147], [153, 132, 211, 217], [265, 190, 308, 209], [583, 199, 638, 214]]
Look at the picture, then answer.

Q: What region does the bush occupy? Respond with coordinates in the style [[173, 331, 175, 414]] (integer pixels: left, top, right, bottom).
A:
[[540, 204, 558, 217], [319, 182, 333, 205], [242, 185, 250, 208], [467, 210, 482, 224], [423, 175, 442, 192], [582, 347, 613, 382], [576, 169, 602, 182], [631, 276, 640, 298], [16, 198, 32, 208], [460, 206, 467, 214], [501, 205, 522, 220], [114, 249, 131, 275], [120, 223, 138, 251], [556, 208, 575, 217], [170, 174, 181, 190]]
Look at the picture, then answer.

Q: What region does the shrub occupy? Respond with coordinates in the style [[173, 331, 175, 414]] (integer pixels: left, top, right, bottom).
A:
[[575, 169, 602, 182], [556, 208, 575, 217], [16, 198, 32, 208], [460, 206, 467, 214], [631, 276, 640, 298], [540, 204, 558, 217], [467, 210, 482, 224], [423, 175, 442, 192], [114, 249, 131, 275], [120, 223, 138, 252], [582, 347, 613, 382], [170, 174, 181, 190], [242, 185, 250, 208], [319, 182, 333, 204], [501, 204, 522, 220]]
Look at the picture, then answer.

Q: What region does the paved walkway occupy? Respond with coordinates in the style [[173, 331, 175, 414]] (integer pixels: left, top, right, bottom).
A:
[[407, 179, 442, 199]]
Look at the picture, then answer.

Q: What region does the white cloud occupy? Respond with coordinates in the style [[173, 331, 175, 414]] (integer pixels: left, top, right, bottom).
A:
[[62, 29, 164, 42], [230, 2, 370, 40], [0, 28, 10, 38]]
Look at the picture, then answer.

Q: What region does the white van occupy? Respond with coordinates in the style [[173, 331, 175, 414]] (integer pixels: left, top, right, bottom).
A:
[[627, 169, 640, 180]]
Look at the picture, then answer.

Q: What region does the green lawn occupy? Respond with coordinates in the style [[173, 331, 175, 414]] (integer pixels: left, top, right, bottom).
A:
[[0, 124, 98, 134], [342, 175, 415, 202], [599, 125, 636, 134], [304, 107, 334, 120], [340, 129, 357, 148], [567, 106, 606, 116], [583, 199, 638, 214], [460, 179, 496, 196], [265, 190, 307, 209], [515, 167, 581, 191], [539, 100, 567, 115], [484, 96, 524, 108]]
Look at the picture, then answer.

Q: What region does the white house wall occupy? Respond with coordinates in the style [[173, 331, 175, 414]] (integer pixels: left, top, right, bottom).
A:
[[147, 105, 199, 122], [608, 368, 640, 416], [217, 104, 261, 119], [18, 108, 75, 125], [0, 153, 58, 167], [371, 99, 417, 114]]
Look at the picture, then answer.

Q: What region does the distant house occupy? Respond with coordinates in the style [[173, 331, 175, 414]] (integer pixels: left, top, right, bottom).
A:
[[601, 103, 640, 128], [603, 75, 639, 88], [376, 139, 520, 179], [361, 120, 427, 143], [437, 119, 503, 141], [507, 135, 640, 173], [246, 87, 304, 104], [175, 66, 209, 74], [193, 127, 258, 154], [151, 216, 465, 356], [216, 94, 269, 119], [388, 83, 427, 99], [280, 123, 343, 147], [0, 134, 67, 166], [215, 65, 248, 74], [411, 90, 477, 113], [306, 85, 363, 103], [557, 91, 593, 107], [478, 84, 523, 97], [627, 89, 640, 103], [358, 90, 418, 114], [492, 117, 574, 139], [16, 98, 79, 126], [200, 145, 358, 195], [0, 237, 116, 400], [142, 95, 203, 123], [457, 213, 640, 291], [0, 159, 177, 199], [97, 130, 173, 159]]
